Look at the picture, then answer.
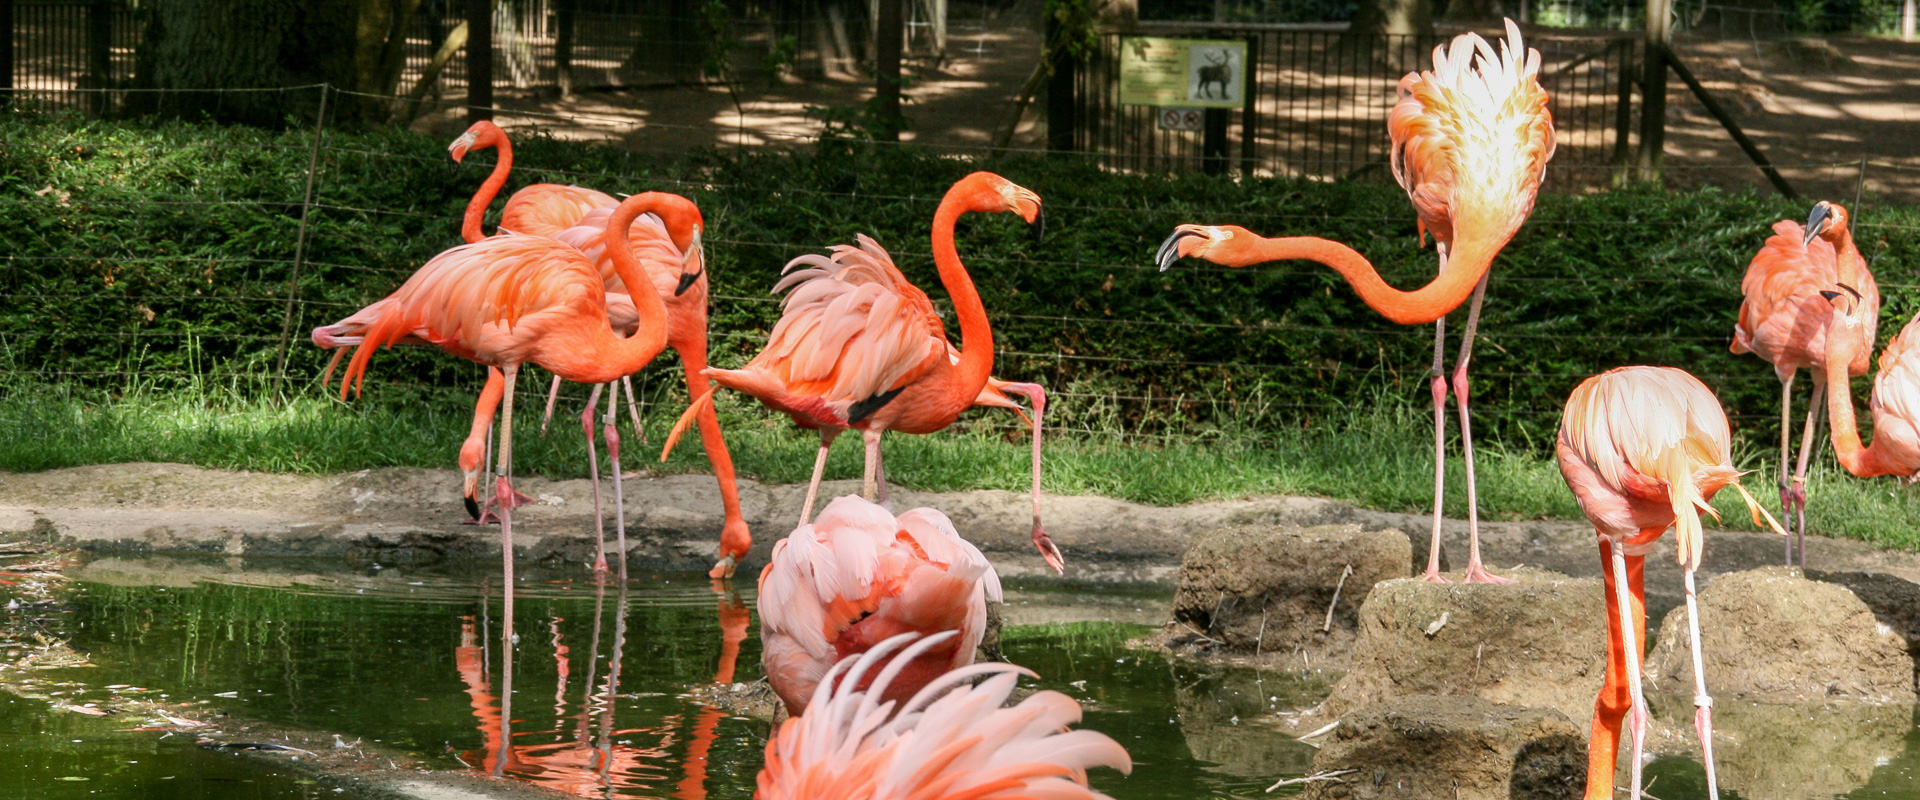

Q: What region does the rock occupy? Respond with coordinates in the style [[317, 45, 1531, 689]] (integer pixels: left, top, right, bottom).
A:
[[1645, 694, 1908, 800], [1644, 566, 1915, 704], [1162, 524, 1410, 669], [1306, 569, 1606, 727], [1300, 695, 1583, 800]]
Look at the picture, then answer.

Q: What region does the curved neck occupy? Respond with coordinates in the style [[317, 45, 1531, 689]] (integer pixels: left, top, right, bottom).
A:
[[462, 138, 513, 244], [1243, 234, 1496, 326], [1825, 340, 1895, 478], [598, 200, 673, 368], [931, 198, 993, 393]]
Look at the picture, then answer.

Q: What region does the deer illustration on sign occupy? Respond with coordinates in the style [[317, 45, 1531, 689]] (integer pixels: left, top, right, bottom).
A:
[[1194, 48, 1234, 100]]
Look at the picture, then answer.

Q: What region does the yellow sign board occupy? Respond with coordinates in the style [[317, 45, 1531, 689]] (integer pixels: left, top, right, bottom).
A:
[[1118, 37, 1247, 109]]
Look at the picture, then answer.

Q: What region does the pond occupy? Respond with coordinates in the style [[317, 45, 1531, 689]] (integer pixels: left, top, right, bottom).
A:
[[3, 555, 1918, 799]]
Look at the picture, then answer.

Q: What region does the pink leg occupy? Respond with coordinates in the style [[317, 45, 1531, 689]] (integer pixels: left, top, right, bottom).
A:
[[541, 373, 563, 433], [1452, 274, 1510, 584], [861, 428, 884, 503], [495, 365, 521, 669], [1776, 373, 1796, 565], [1788, 378, 1824, 569], [582, 383, 608, 576], [1424, 318, 1452, 583], [603, 385, 630, 582], [799, 429, 838, 525], [997, 382, 1063, 573]]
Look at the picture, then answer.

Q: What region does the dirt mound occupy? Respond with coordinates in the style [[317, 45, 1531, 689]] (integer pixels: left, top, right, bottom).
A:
[[1644, 693, 1908, 800], [1300, 695, 1583, 800], [1644, 566, 1915, 704], [1304, 569, 1606, 728], [1805, 569, 1920, 657], [1158, 524, 1409, 669]]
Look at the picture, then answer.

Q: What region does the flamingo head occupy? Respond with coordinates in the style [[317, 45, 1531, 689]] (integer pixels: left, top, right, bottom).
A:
[[1803, 200, 1848, 245], [1157, 224, 1250, 271], [676, 224, 706, 296], [1822, 281, 1870, 359], [959, 172, 1045, 242], [447, 120, 504, 164]]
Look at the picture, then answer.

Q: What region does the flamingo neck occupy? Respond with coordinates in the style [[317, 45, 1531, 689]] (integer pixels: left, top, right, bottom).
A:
[[931, 198, 993, 393], [1239, 233, 1497, 326], [1825, 346, 1897, 478], [462, 138, 514, 243], [598, 201, 672, 369]]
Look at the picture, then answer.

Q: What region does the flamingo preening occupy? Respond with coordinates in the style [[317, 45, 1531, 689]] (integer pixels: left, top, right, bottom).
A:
[[450, 120, 754, 578], [333, 192, 694, 634], [1820, 287, 1920, 481], [1159, 19, 1554, 584], [662, 171, 1064, 573], [1555, 366, 1783, 800], [1731, 201, 1880, 566], [756, 631, 1132, 800], [757, 495, 1001, 716]]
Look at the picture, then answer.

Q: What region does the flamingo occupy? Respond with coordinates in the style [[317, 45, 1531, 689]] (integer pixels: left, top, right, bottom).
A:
[[757, 495, 1002, 717], [1730, 201, 1880, 566], [1156, 19, 1554, 584], [1818, 286, 1920, 480], [334, 192, 693, 625], [1555, 366, 1783, 800], [451, 121, 755, 578], [661, 171, 1064, 573], [756, 631, 1132, 800]]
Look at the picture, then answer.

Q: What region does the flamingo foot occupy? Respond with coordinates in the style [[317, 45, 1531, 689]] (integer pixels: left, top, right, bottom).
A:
[[1033, 523, 1064, 574], [707, 553, 737, 580], [1420, 567, 1453, 584], [460, 491, 534, 525], [1461, 562, 1515, 585]]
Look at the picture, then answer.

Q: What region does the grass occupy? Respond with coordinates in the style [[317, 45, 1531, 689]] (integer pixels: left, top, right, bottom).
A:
[[3, 376, 1915, 552]]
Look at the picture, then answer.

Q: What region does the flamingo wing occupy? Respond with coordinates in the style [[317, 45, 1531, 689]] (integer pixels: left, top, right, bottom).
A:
[[551, 207, 688, 297], [1388, 19, 1554, 250], [500, 184, 618, 238], [1869, 312, 1920, 473]]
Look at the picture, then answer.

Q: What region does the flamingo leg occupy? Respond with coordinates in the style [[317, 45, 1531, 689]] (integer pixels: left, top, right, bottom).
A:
[[581, 383, 608, 575], [861, 428, 885, 504], [1452, 274, 1510, 584], [1776, 373, 1796, 565], [541, 373, 563, 433], [1789, 378, 1825, 569], [674, 338, 751, 579], [461, 368, 506, 524], [799, 429, 839, 525], [1683, 567, 1721, 799], [874, 439, 891, 508], [495, 364, 521, 666], [998, 382, 1063, 573], [604, 382, 630, 582], [1424, 316, 1452, 583], [1612, 537, 1648, 800], [622, 374, 646, 446]]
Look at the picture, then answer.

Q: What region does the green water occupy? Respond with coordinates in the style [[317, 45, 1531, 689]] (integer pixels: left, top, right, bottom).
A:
[[9, 558, 1920, 799]]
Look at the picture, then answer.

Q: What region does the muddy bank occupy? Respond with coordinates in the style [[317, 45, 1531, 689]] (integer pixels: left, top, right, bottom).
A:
[[4, 463, 1920, 598]]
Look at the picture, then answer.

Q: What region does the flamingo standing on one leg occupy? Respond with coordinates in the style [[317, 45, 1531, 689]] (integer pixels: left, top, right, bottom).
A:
[[451, 121, 755, 578], [757, 495, 1002, 717], [1730, 201, 1880, 567], [1819, 286, 1920, 481], [1555, 366, 1784, 800], [334, 192, 694, 632], [661, 171, 1064, 573], [1157, 19, 1554, 584], [756, 631, 1132, 800]]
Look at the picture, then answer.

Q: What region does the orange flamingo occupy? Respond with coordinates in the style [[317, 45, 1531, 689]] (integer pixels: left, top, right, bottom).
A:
[[1819, 286, 1920, 480], [661, 171, 1063, 573], [756, 495, 1001, 717], [1555, 366, 1782, 800], [334, 192, 694, 612], [451, 121, 754, 578], [1157, 20, 1554, 584], [1731, 201, 1880, 566], [756, 631, 1132, 800]]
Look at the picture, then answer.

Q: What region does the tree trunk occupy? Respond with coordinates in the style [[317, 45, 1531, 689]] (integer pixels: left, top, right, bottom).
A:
[[874, 0, 903, 140], [1347, 0, 1433, 36], [350, 0, 424, 124]]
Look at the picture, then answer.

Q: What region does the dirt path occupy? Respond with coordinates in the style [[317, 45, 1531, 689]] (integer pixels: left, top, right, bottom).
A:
[[3, 462, 1914, 613]]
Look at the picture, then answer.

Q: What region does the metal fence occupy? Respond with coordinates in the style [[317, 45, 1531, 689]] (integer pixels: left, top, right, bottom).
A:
[[8, 0, 136, 113], [1071, 25, 1637, 183]]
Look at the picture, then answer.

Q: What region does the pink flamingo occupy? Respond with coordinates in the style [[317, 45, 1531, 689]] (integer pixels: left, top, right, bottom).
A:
[[662, 172, 1062, 573], [1556, 366, 1782, 800], [757, 495, 1001, 717], [1819, 286, 1920, 480], [1157, 20, 1554, 584], [1731, 201, 1880, 565], [756, 631, 1132, 800]]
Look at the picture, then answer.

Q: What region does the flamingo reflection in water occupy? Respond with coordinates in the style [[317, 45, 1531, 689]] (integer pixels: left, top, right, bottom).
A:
[[454, 579, 752, 798]]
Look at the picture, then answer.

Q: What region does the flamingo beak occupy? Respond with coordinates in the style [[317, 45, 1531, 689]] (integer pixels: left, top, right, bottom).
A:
[[1821, 290, 1841, 302], [1030, 205, 1045, 244], [463, 495, 482, 521], [1156, 228, 1204, 272], [676, 232, 704, 296], [1803, 202, 1832, 245]]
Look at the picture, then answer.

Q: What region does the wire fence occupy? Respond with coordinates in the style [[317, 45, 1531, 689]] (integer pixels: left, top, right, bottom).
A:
[[3, 83, 1917, 456]]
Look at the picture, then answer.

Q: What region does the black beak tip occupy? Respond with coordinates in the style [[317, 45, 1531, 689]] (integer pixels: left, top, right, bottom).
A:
[[1803, 202, 1831, 245], [463, 495, 482, 521], [1155, 230, 1192, 273], [1820, 290, 1841, 302], [675, 271, 700, 296], [1029, 207, 1045, 244]]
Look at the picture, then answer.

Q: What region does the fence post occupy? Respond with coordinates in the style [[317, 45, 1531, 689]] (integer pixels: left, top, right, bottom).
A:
[[1611, 38, 1634, 186], [1635, 0, 1669, 183], [554, 0, 575, 96], [875, 0, 903, 140], [1044, 9, 1075, 154], [1237, 34, 1257, 176], [0, 0, 11, 108], [467, 0, 493, 120], [86, 0, 110, 116], [273, 85, 331, 395]]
